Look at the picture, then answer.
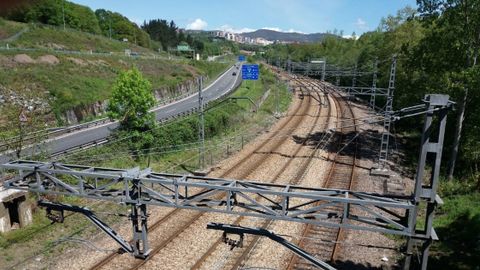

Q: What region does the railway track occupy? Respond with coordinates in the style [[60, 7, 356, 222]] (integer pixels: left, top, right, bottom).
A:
[[285, 81, 358, 270], [190, 78, 335, 270], [89, 77, 322, 270]]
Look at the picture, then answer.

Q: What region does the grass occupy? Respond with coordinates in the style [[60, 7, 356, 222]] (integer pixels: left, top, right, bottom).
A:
[[0, 19, 231, 125], [0, 195, 128, 268], [395, 130, 480, 269], [0, 21, 155, 54], [371, 107, 480, 269], [428, 178, 480, 270], [0, 49, 229, 124], [0, 19, 26, 40]]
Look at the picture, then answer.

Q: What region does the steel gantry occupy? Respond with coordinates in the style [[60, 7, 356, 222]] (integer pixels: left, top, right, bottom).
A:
[[290, 56, 399, 172], [1, 94, 453, 269], [287, 59, 386, 100]]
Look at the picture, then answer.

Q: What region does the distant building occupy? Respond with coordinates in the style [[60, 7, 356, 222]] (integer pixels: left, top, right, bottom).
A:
[[235, 35, 243, 43], [226, 32, 235, 41], [215, 31, 226, 38], [212, 30, 274, 46], [255, 37, 274, 46]]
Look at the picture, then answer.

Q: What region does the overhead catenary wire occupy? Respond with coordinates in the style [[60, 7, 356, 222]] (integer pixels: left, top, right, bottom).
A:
[[57, 124, 320, 164], [57, 137, 231, 163], [56, 92, 332, 164], [60, 127, 256, 168], [53, 237, 119, 253], [55, 79, 363, 163], [53, 96, 249, 160], [275, 233, 401, 251], [55, 120, 266, 164], [61, 141, 224, 165]]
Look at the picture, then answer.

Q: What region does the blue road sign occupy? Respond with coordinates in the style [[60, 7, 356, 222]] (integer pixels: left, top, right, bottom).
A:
[[242, 64, 259, 80], [238, 55, 246, 61]]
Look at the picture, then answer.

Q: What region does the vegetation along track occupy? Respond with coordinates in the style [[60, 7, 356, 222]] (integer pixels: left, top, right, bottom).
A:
[[285, 81, 359, 270], [189, 78, 335, 270], [89, 77, 321, 270]]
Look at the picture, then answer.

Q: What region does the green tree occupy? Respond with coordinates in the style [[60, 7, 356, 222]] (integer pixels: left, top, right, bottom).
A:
[[413, 0, 480, 178], [5, 0, 101, 34], [64, 1, 101, 34], [107, 68, 155, 131]]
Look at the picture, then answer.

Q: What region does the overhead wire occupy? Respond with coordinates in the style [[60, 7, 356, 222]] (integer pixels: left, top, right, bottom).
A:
[[62, 138, 230, 165], [53, 237, 119, 253], [54, 96, 250, 160], [57, 116, 267, 164], [276, 233, 401, 251]]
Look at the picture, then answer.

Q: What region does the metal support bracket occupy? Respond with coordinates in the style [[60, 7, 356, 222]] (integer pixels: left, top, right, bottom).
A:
[[207, 222, 336, 270], [37, 200, 137, 255], [403, 94, 451, 270]]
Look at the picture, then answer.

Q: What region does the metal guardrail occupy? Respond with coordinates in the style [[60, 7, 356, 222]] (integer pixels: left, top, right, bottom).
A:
[[49, 108, 198, 158], [0, 117, 112, 153]]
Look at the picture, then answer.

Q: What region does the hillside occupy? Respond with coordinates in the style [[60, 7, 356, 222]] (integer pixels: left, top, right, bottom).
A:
[[0, 18, 231, 132], [2, 0, 152, 47], [0, 51, 229, 122], [0, 19, 157, 55], [241, 29, 336, 43]]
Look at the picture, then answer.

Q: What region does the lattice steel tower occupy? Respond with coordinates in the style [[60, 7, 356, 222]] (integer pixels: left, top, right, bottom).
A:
[[378, 56, 396, 168]]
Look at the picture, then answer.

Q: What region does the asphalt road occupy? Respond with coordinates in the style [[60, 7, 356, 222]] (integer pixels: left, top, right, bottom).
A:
[[0, 63, 242, 163]]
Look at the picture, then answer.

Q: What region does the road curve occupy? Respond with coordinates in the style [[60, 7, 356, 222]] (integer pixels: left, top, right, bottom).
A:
[[0, 63, 242, 163]]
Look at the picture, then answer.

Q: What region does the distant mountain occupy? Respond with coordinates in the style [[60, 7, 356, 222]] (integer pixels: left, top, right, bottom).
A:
[[241, 29, 335, 43]]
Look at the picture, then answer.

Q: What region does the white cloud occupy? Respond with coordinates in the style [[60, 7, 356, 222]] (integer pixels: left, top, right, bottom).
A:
[[354, 18, 368, 31], [186, 18, 208, 30], [287, 28, 305, 34], [262, 27, 305, 34], [217, 25, 306, 34], [261, 27, 282, 32], [342, 35, 359, 40], [219, 24, 255, 33]]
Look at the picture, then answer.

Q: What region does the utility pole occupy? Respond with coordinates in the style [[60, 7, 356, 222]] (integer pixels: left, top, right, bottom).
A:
[[16, 109, 28, 159], [109, 15, 112, 39], [352, 62, 357, 88], [348, 62, 357, 97], [321, 59, 326, 81], [335, 66, 340, 86], [275, 76, 279, 114], [370, 58, 378, 110], [62, 0, 66, 31], [198, 77, 205, 170], [287, 57, 291, 74]]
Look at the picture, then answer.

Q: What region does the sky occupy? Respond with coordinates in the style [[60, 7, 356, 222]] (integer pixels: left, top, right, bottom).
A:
[[71, 0, 417, 35]]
